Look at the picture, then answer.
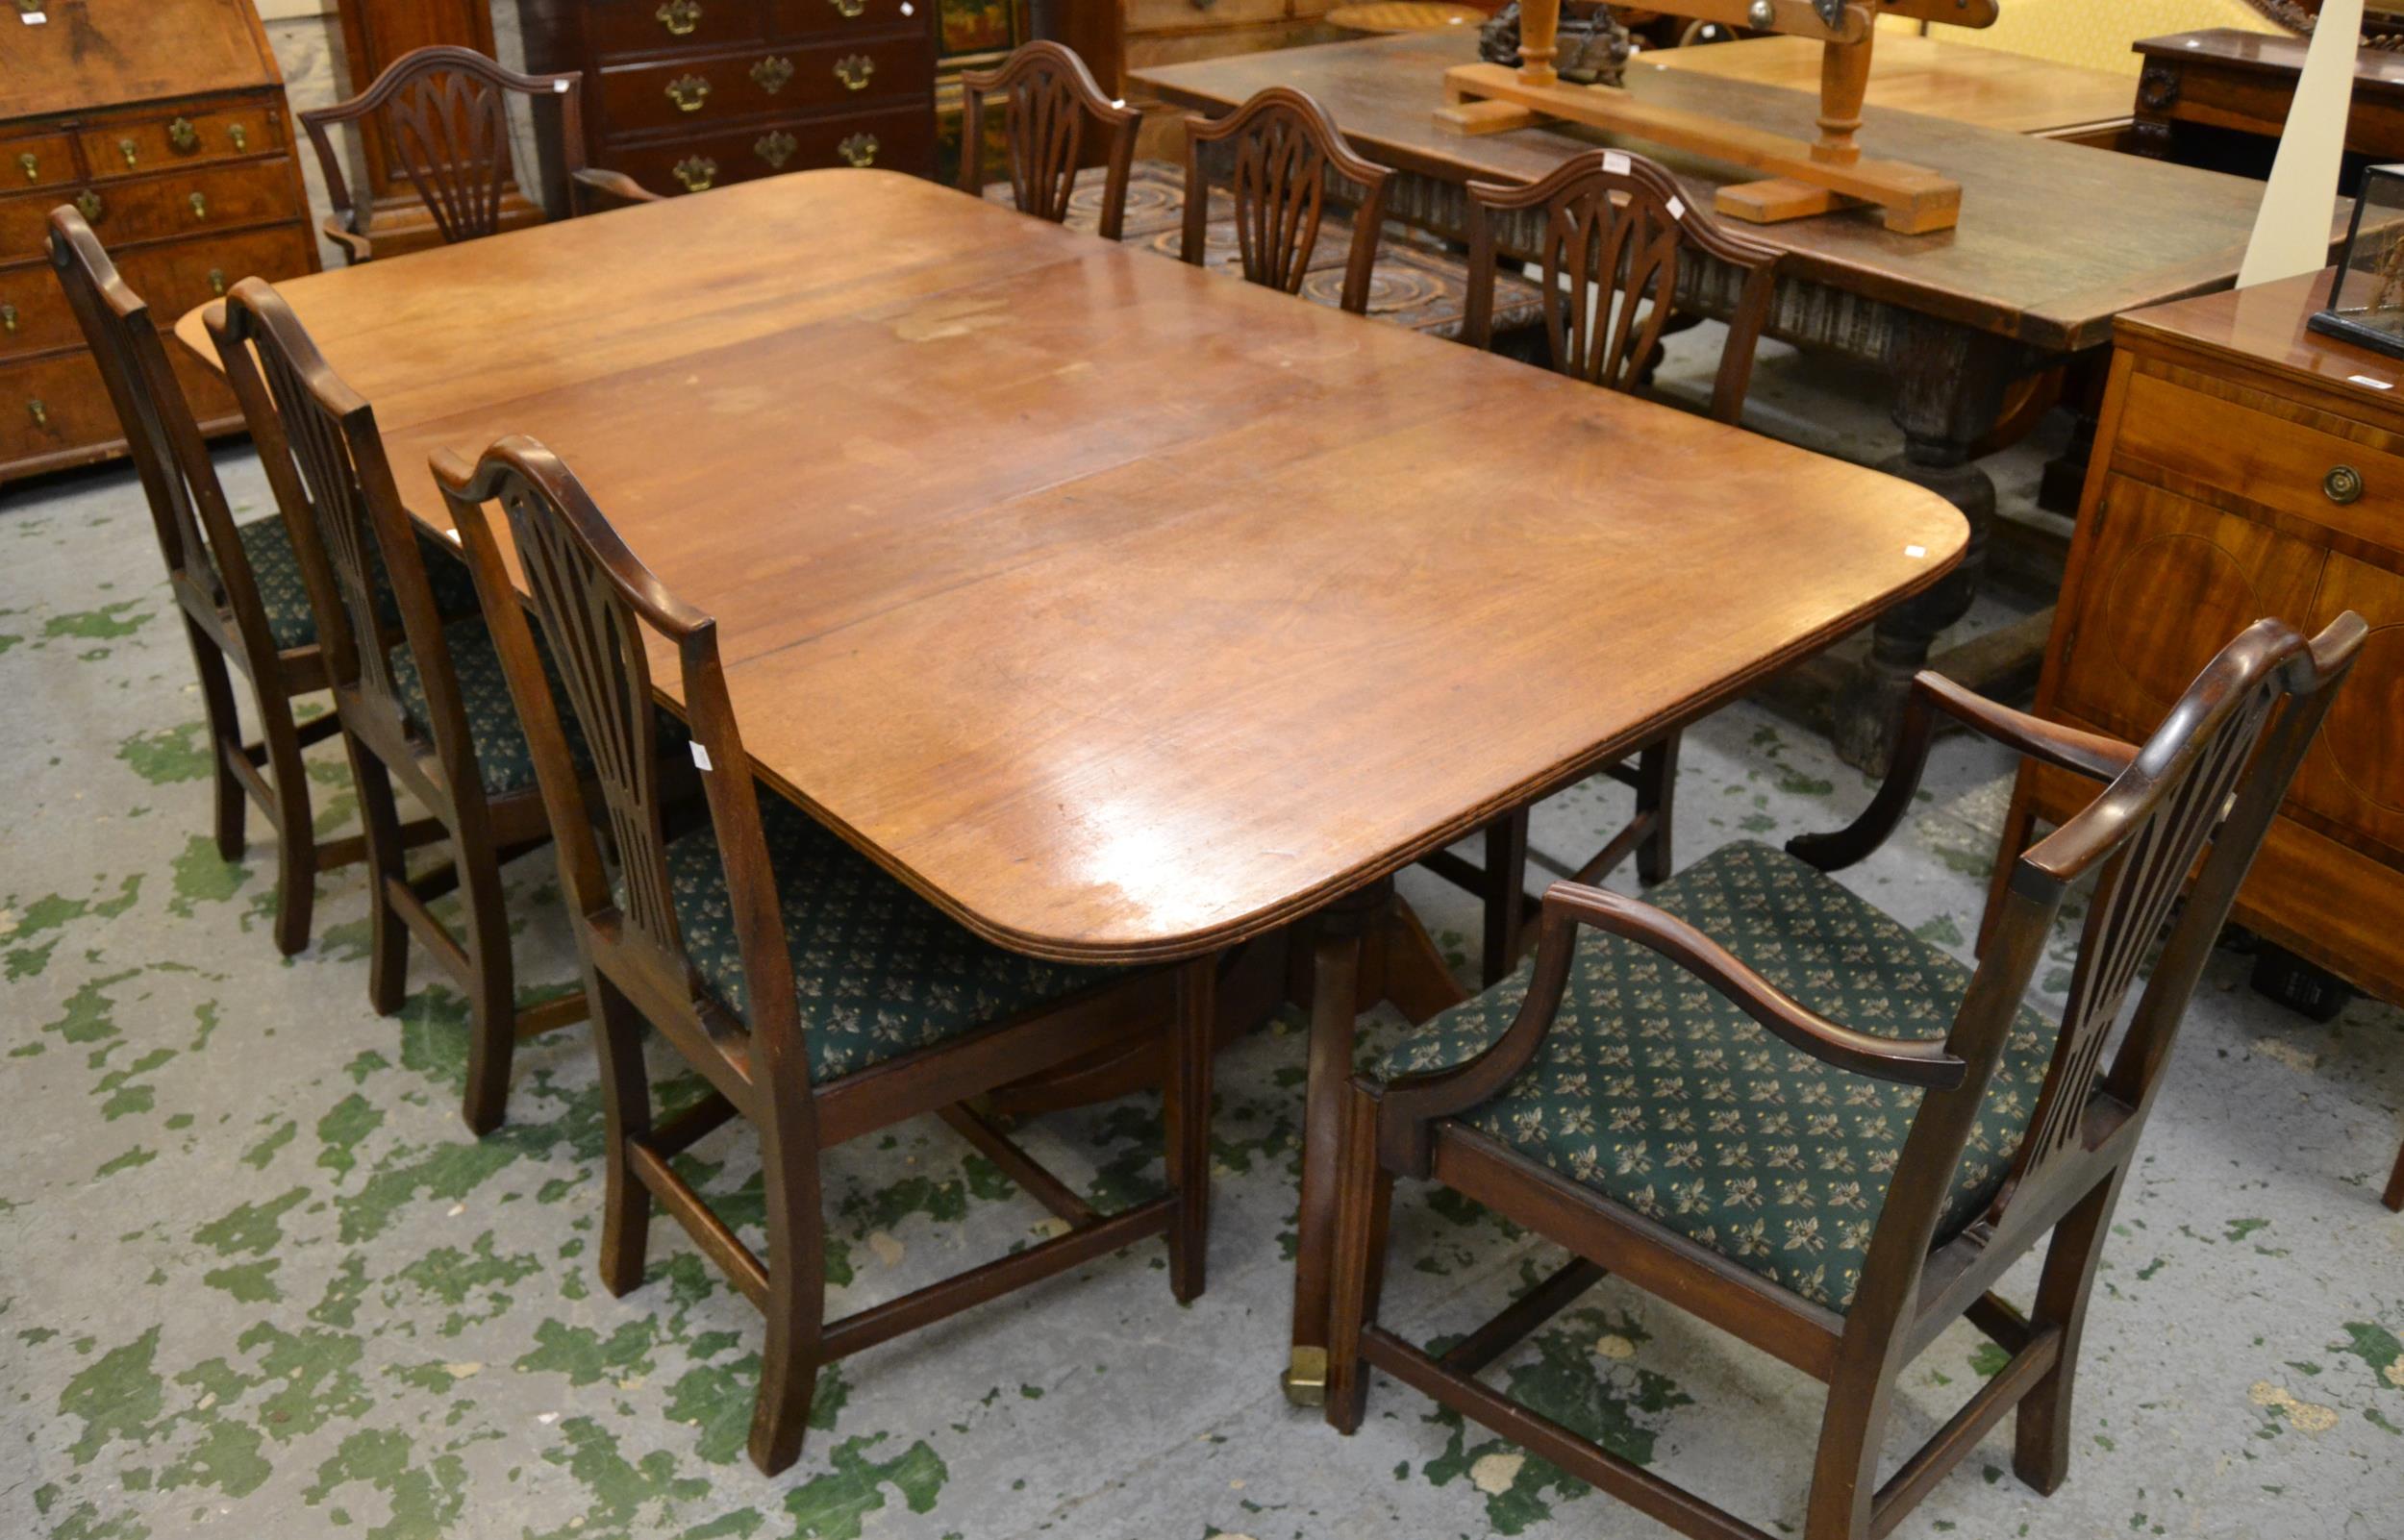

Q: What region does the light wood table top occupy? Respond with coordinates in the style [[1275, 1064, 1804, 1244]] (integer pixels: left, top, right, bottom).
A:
[[1644, 32, 2135, 141], [1136, 31, 2345, 354], [1327, 3, 1489, 33], [178, 170, 1965, 964]]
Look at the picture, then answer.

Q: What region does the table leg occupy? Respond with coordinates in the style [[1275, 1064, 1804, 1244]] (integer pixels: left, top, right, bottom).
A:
[[1831, 317, 2023, 772], [1285, 879, 1467, 1405]]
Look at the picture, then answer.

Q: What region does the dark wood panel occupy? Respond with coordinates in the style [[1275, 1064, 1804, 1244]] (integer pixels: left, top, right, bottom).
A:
[[595, 29, 932, 137], [604, 103, 933, 188], [587, 0, 769, 58]]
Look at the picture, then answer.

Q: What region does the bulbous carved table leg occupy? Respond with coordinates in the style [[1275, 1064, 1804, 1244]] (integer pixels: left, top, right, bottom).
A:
[[1830, 317, 2029, 771]]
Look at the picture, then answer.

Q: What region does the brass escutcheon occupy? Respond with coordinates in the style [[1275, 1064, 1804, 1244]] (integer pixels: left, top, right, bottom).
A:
[[755, 130, 797, 169], [168, 117, 200, 153], [657, 0, 701, 35], [665, 74, 712, 112], [838, 132, 878, 167], [834, 54, 873, 90], [75, 188, 102, 221], [672, 155, 717, 192], [751, 54, 794, 93], [2325, 465, 2366, 506]]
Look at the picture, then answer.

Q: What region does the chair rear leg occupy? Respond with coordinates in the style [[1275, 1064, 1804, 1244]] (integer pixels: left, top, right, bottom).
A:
[[2385, 1135, 2404, 1213], [1481, 809, 1530, 988], [591, 973, 655, 1297], [189, 620, 250, 862], [255, 683, 320, 958], [1636, 734, 1681, 886], [1324, 1082, 1394, 1435], [1165, 955, 1216, 1304], [457, 837, 517, 1136], [749, 1114, 828, 1477], [348, 738, 411, 1016], [2013, 1172, 2126, 1495]]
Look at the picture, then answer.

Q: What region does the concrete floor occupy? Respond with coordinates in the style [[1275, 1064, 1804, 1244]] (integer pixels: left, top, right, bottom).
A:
[[3, 344, 2400, 1540]]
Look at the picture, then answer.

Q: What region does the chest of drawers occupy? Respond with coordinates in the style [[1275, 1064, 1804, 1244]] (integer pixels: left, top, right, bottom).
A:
[[517, 0, 940, 196], [2009, 268, 2404, 1005], [1, 0, 318, 484]]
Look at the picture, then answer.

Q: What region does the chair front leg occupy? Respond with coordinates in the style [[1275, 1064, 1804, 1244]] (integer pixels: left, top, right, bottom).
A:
[[1804, 1349, 1904, 1540], [1324, 1080, 1394, 1434], [592, 972, 655, 1298], [749, 1109, 829, 1476], [457, 827, 518, 1135], [254, 679, 324, 958], [348, 736, 411, 1016], [2386, 1135, 2404, 1213], [1635, 733, 1680, 887], [189, 619, 251, 863], [1165, 955, 1217, 1304], [2013, 1170, 2127, 1494]]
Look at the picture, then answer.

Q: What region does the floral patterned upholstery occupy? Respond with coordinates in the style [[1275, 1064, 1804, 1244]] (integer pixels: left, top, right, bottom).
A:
[[387, 613, 592, 799], [662, 789, 1124, 1085], [228, 516, 483, 656], [1378, 840, 2060, 1312]]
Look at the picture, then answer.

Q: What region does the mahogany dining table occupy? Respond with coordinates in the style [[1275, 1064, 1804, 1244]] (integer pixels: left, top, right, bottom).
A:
[[176, 168, 1966, 1407]]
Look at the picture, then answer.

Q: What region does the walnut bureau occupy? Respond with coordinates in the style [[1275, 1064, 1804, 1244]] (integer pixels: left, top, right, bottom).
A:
[[1, 0, 317, 484], [2003, 270, 2404, 1016], [515, 0, 940, 197]]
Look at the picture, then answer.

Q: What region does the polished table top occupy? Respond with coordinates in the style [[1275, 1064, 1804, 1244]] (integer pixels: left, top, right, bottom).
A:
[[1135, 31, 2346, 354], [1646, 32, 2134, 140], [178, 170, 1965, 964]]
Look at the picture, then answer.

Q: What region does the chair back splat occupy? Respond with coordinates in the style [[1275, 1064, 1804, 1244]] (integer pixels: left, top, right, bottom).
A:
[[1183, 87, 1392, 315], [960, 41, 1139, 241]]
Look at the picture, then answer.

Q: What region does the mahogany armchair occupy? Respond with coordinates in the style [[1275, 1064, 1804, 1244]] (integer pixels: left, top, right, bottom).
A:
[[300, 44, 653, 264], [961, 41, 1140, 241], [207, 281, 588, 1133], [438, 436, 1214, 1475], [1323, 616, 2363, 1540], [1429, 149, 1788, 987]]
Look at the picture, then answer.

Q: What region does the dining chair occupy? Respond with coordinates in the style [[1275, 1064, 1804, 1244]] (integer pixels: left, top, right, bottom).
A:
[[207, 280, 587, 1133], [300, 44, 653, 264], [1428, 150, 1788, 987], [960, 41, 1140, 241], [44, 208, 398, 957], [1321, 615, 2364, 1540], [1181, 87, 1392, 316], [435, 435, 1215, 1475]]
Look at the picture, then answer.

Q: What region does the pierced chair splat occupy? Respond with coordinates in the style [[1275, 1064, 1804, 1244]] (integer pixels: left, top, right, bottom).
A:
[[961, 40, 1140, 242]]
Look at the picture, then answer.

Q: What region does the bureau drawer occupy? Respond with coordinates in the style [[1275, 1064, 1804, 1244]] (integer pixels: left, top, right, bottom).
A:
[[38, 159, 302, 250], [1, 351, 115, 468], [588, 0, 767, 58], [0, 262, 80, 359], [5, 130, 82, 194], [596, 30, 933, 137], [605, 103, 933, 192], [0, 223, 310, 365], [2115, 368, 2404, 549], [768, 0, 924, 40], [78, 106, 287, 182]]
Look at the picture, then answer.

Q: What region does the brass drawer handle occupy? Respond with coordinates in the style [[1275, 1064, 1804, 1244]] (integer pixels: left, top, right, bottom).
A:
[[2, 303, 15, 335], [665, 74, 711, 112], [2325, 465, 2366, 506], [839, 132, 878, 167], [168, 117, 200, 153], [209, 268, 227, 298], [76, 188, 102, 222], [27, 398, 47, 430], [117, 138, 138, 169], [672, 155, 717, 192], [18, 153, 36, 182], [829, 0, 865, 14], [755, 130, 797, 169], [657, 0, 701, 35], [834, 54, 874, 91], [189, 191, 209, 221], [751, 54, 794, 93], [229, 123, 248, 153]]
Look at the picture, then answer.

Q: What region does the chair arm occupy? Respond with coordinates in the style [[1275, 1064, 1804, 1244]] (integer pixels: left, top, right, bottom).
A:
[[320, 214, 373, 265], [571, 167, 663, 212], [1375, 881, 1966, 1174], [1789, 671, 2139, 873]]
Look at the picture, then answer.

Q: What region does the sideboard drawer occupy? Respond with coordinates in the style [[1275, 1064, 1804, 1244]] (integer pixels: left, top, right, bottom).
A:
[[767, 0, 923, 41], [607, 101, 932, 191], [78, 105, 286, 182], [55, 158, 302, 248], [2114, 367, 2404, 549], [595, 30, 933, 137], [587, 0, 768, 59], [0, 351, 113, 468], [117, 223, 318, 327], [0, 263, 78, 360], [5, 130, 81, 193]]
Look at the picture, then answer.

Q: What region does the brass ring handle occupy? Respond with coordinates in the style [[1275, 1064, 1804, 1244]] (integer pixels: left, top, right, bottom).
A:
[[228, 123, 248, 153], [27, 399, 47, 430], [829, 0, 865, 14], [751, 55, 794, 93], [834, 54, 874, 91], [2325, 465, 2366, 506], [117, 138, 138, 169], [209, 269, 227, 298], [839, 132, 878, 168], [657, 0, 701, 35], [2, 303, 15, 335], [18, 153, 36, 182], [755, 131, 797, 169], [76, 188, 102, 221], [168, 117, 200, 153], [189, 191, 209, 220], [665, 74, 712, 112], [672, 155, 717, 192]]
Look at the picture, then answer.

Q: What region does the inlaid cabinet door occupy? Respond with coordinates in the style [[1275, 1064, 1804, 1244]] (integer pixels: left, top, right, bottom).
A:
[[2054, 475, 2326, 740], [2290, 550, 2404, 858]]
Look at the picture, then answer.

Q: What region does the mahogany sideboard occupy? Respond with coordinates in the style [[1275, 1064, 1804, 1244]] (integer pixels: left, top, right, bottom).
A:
[[2003, 270, 2404, 1012], [1, 0, 317, 484], [514, 0, 940, 198]]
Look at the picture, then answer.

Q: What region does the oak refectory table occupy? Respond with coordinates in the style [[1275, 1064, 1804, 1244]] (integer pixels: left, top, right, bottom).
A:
[[175, 169, 1966, 1408], [1133, 30, 2347, 768]]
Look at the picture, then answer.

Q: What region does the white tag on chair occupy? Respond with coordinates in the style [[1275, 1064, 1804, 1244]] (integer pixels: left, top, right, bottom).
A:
[[1603, 151, 1630, 177], [690, 742, 714, 772], [1665, 195, 1686, 221], [21, 11, 47, 22], [553, 80, 571, 93]]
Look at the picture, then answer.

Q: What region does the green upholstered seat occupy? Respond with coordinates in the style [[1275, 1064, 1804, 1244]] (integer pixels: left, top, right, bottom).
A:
[[231, 515, 483, 656], [1378, 841, 2060, 1313], [387, 613, 592, 799], [662, 790, 1124, 1085]]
